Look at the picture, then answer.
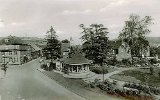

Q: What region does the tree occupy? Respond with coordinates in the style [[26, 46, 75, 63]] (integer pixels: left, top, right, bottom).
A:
[[150, 46, 160, 59], [61, 39, 70, 43], [80, 24, 109, 63], [131, 37, 149, 57], [118, 14, 153, 60], [80, 24, 108, 43], [43, 26, 61, 60], [150, 47, 158, 57], [80, 24, 110, 81], [158, 71, 160, 78], [119, 14, 153, 39]]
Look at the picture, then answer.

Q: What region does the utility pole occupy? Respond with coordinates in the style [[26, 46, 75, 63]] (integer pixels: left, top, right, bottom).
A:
[[100, 38, 105, 82]]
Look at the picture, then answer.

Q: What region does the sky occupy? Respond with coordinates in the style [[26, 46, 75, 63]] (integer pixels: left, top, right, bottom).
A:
[[0, 0, 160, 44]]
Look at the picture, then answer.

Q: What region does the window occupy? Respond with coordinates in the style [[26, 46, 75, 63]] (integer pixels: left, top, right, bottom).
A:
[[14, 51, 17, 55], [0, 58, 2, 63], [9, 58, 12, 62], [1, 52, 5, 55], [114, 49, 118, 54], [1, 58, 5, 63], [12, 57, 15, 63], [5, 39, 9, 43], [17, 57, 19, 62], [9, 52, 12, 55]]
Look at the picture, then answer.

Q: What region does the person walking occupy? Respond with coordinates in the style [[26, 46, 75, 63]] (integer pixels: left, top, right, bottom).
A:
[[46, 62, 50, 71]]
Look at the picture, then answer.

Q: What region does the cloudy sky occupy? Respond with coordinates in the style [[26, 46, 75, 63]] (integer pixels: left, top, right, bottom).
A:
[[0, 0, 159, 44]]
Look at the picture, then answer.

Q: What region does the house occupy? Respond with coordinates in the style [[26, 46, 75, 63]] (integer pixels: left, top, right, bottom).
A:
[[29, 43, 42, 59], [0, 36, 32, 65], [61, 42, 70, 58], [112, 41, 131, 61], [61, 52, 91, 78], [112, 40, 150, 61]]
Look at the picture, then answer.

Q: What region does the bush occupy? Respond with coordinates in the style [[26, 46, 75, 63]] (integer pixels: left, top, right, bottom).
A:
[[90, 82, 96, 88], [158, 71, 160, 78], [122, 59, 131, 65], [90, 67, 108, 74], [40, 64, 48, 70], [107, 58, 118, 66], [149, 58, 158, 64], [150, 67, 154, 75]]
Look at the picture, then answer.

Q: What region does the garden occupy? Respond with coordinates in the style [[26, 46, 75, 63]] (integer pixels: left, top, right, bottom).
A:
[[110, 68, 160, 87], [88, 79, 155, 100], [90, 64, 118, 74]]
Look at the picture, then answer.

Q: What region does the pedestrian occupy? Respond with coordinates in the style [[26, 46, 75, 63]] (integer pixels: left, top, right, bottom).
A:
[[47, 62, 50, 71]]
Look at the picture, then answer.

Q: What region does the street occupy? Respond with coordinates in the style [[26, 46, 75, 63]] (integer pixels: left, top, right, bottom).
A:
[[0, 58, 86, 100]]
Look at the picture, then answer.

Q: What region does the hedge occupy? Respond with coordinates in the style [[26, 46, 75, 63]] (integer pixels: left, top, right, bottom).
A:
[[90, 67, 108, 74]]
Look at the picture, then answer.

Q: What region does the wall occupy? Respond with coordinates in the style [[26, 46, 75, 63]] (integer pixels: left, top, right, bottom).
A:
[[0, 45, 19, 50], [0, 50, 21, 65], [116, 46, 131, 61], [0, 44, 32, 65], [61, 42, 70, 58], [141, 46, 150, 57]]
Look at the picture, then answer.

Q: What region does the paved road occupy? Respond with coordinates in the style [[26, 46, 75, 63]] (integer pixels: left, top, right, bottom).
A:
[[0, 59, 86, 100]]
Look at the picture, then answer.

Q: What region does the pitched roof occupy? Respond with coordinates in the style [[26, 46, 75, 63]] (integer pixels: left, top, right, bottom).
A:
[[29, 43, 41, 51], [61, 43, 70, 52], [111, 40, 122, 49], [62, 53, 91, 65], [0, 35, 25, 45]]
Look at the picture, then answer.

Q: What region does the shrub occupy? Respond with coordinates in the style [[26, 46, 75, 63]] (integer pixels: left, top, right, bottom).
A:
[[122, 59, 131, 65], [90, 67, 108, 74], [107, 58, 118, 66], [150, 67, 154, 75], [64, 69, 69, 74], [158, 71, 160, 78], [40, 64, 48, 70], [49, 62, 56, 71], [90, 82, 96, 88], [149, 58, 158, 64]]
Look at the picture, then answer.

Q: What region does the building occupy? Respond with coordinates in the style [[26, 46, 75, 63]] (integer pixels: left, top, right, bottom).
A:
[[61, 42, 70, 58], [29, 43, 42, 59], [112, 41, 131, 61], [112, 40, 150, 61], [61, 52, 91, 78], [0, 44, 32, 65], [115, 45, 131, 61], [0, 36, 32, 65]]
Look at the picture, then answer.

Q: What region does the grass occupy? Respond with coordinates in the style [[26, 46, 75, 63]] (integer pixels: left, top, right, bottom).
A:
[[42, 71, 87, 92], [42, 70, 155, 100], [90, 64, 118, 74], [111, 68, 160, 87], [42, 70, 106, 98]]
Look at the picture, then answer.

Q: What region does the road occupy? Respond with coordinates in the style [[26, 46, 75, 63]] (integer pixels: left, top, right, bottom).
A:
[[0, 58, 86, 100]]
